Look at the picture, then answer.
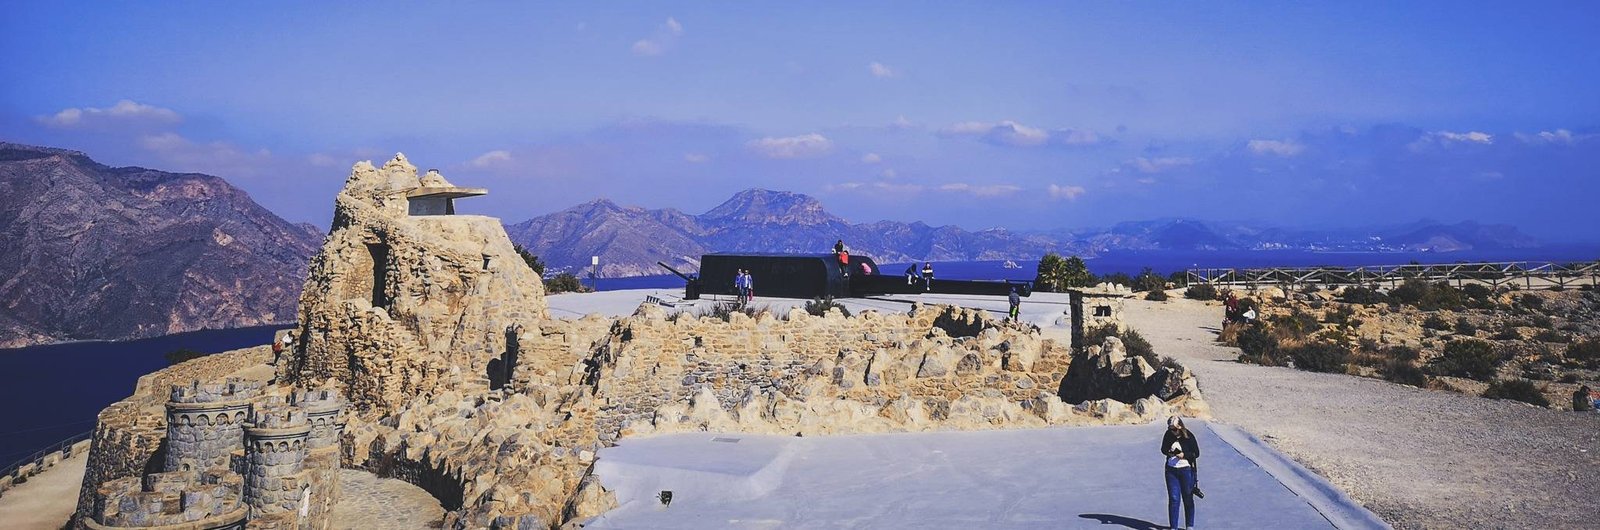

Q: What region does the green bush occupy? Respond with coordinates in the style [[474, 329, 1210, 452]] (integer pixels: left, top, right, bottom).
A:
[[1121, 328, 1157, 366], [1565, 339, 1600, 368], [1421, 314, 1452, 331], [1481, 379, 1550, 407], [1461, 283, 1493, 302], [513, 244, 546, 276], [1145, 289, 1169, 301], [1269, 309, 1321, 340], [1454, 317, 1477, 336], [1340, 286, 1389, 305], [1382, 359, 1428, 386], [1235, 323, 1281, 365], [1493, 326, 1521, 341], [1428, 339, 1502, 381], [1131, 267, 1167, 292], [1185, 284, 1219, 301], [1035, 253, 1094, 292], [1389, 279, 1467, 311], [545, 272, 585, 293], [1518, 294, 1544, 310], [1099, 272, 1134, 288], [804, 296, 852, 317], [1285, 342, 1351, 373]]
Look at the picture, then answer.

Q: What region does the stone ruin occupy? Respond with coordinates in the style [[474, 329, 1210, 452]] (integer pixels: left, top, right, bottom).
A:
[[83, 379, 345, 530], [74, 155, 1208, 529]]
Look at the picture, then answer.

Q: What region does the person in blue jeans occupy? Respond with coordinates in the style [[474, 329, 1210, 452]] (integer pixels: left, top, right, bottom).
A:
[[1162, 415, 1200, 529]]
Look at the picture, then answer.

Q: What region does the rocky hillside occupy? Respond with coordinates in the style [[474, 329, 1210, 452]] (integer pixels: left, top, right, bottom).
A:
[[0, 143, 320, 348], [507, 189, 1547, 277]]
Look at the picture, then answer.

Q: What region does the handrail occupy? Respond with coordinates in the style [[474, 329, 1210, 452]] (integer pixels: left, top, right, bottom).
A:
[[1, 429, 94, 480], [1186, 260, 1600, 288]]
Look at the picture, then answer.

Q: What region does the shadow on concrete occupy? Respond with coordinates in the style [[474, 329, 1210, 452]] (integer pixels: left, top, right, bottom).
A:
[[1078, 513, 1164, 529]]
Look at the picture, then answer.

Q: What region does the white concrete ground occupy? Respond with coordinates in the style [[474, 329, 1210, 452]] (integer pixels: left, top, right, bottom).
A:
[[0, 451, 87, 530], [586, 421, 1381, 529]]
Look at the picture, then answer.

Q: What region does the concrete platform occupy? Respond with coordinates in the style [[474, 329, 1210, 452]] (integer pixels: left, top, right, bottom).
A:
[[586, 421, 1387, 529]]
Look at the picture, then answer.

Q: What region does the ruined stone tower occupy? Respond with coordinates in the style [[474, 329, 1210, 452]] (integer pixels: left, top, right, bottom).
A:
[[277, 154, 548, 414], [84, 381, 345, 530]]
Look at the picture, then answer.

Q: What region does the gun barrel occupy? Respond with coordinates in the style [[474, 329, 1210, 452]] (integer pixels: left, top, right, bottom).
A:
[[657, 261, 695, 282]]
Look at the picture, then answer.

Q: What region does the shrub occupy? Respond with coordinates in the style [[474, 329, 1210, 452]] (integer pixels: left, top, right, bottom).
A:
[[1131, 267, 1167, 292], [1421, 314, 1452, 331], [1185, 284, 1218, 301], [1382, 359, 1428, 387], [165, 348, 206, 366], [544, 272, 585, 294], [1121, 328, 1157, 366], [1428, 339, 1502, 381], [1099, 272, 1134, 288], [1235, 323, 1281, 365], [1493, 326, 1521, 341], [1565, 339, 1600, 368], [804, 296, 852, 317], [1285, 342, 1351, 373], [1461, 283, 1493, 301], [1559, 373, 1580, 384], [1454, 317, 1477, 336], [1323, 305, 1358, 328], [1145, 289, 1169, 301], [1530, 315, 1554, 328], [1481, 379, 1550, 407], [1340, 286, 1388, 305], [1270, 309, 1321, 340], [1518, 294, 1544, 310], [1035, 253, 1094, 292], [513, 244, 546, 276], [1532, 329, 1569, 343], [1390, 279, 1467, 311]]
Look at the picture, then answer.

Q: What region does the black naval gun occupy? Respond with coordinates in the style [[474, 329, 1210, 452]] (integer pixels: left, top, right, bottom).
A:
[[659, 253, 1032, 300]]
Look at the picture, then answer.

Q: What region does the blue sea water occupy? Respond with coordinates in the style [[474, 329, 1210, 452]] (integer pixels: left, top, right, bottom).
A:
[[0, 326, 278, 468]]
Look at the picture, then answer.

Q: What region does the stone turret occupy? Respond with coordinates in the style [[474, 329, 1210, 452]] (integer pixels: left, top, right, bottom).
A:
[[278, 155, 548, 413], [242, 397, 311, 525], [164, 379, 263, 473], [86, 469, 247, 530]]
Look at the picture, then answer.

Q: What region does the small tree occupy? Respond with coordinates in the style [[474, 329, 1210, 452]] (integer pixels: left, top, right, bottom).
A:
[[545, 272, 584, 294], [1428, 339, 1501, 381], [1035, 253, 1094, 292], [513, 244, 546, 276], [1131, 267, 1166, 292]]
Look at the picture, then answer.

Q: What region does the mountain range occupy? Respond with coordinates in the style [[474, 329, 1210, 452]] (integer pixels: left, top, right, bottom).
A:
[[504, 189, 1544, 277], [0, 143, 320, 348]]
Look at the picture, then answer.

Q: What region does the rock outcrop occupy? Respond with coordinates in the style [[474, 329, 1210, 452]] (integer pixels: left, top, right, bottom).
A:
[[78, 155, 1209, 530], [0, 142, 319, 348]]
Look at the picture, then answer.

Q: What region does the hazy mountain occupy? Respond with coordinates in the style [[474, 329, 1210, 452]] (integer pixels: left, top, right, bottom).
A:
[[506, 189, 1547, 277], [0, 143, 320, 348]]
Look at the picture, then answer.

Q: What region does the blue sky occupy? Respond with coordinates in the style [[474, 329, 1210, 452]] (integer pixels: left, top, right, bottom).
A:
[[3, 2, 1597, 240]]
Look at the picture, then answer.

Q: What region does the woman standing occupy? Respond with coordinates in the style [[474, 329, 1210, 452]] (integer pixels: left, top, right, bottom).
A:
[[1162, 416, 1200, 530]]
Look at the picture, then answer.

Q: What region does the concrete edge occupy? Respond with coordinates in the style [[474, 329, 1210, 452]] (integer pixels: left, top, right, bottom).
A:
[[1204, 422, 1392, 530]]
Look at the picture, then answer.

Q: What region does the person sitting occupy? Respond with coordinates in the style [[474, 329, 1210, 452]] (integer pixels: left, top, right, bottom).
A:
[[1577, 385, 1595, 412], [905, 264, 919, 285]]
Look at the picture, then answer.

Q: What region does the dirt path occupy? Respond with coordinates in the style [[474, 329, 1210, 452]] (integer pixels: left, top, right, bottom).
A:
[[0, 452, 87, 529], [1124, 297, 1600, 529]]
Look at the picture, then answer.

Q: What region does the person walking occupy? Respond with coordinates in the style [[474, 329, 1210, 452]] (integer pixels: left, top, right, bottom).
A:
[[1008, 287, 1021, 322], [921, 262, 934, 291], [1162, 416, 1201, 530], [734, 269, 750, 307], [745, 270, 755, 305]]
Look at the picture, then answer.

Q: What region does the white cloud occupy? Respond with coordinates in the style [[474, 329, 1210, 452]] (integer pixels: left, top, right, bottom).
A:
[[826, 181, 923, 193], [1514, 129, 1575, 145], [939, 120, 1097, 147], [892, 115, 915, 129], [869, 62, 897, 78], [880, 168, 897, 178], [308, 153, 341, 167], [469, 150, 514, 168], [861, 152, 882, 164], [137, 132, 271, 177], [1247, 139, 1305, 157], [1129, 157, 1193, 173], [632, 17, 684, 57], [1423, 130, 1494, 144], [938, 183, 1022, 197], [39, 100, 181, 129], [683, 153, 709, 163], [1047, 184, 1086, 200], [747, 133, 833, 159]]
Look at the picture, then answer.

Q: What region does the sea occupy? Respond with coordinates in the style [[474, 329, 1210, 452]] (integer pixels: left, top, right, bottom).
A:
[[4, 247, 1596, 468]]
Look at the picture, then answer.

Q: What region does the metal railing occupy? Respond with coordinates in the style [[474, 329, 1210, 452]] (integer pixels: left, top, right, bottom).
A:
[[1187, 260, 1600, 290], [1, 430, 94, 482]]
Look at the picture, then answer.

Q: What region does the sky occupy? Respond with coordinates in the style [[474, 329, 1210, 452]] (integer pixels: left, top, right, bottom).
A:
[[2, 2, 1598, 240]]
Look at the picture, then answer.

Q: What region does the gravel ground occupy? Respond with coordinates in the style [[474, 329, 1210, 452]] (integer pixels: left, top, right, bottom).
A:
[[1124, 297, 1600, 529]]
